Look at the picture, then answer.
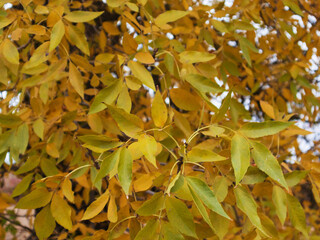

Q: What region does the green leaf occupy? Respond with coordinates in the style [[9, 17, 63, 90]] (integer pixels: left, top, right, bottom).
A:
[[51, 193, 72, 230], [118, 147, 133, 195], [272, 185, 287, 225], [186, 177, 230, 219], [94, 149, 121, 183], [89, 80, 122, 114], [2, 39, 19, 65], [155, 10, 188, 28], [234, 185, 266, 235], [287, 193, 308, 237], [64, 11, 103, 22], [136, 192, 164, 216], [165, 197, 197, 238], [0, 114, 22, 127], [185, 74, 223, 94], [187, 148, 226, 163], [69, 62, 84, 98], [188, 185, 214, 230], [107, 105, 144, 137], [231, 134, 250, 185], [285, 170, 309, 187], [250, 141, 288, 189], [134, 219, 159, 240], [128, 61, 155, 90], [49, 19, 65, 52], [78, 135, 121, 153], [16, 188, 52, 209], [81, 190, 110, 220], [34, 205, 56, 240], [179, 51, 216, 64], [239, 121, 293, 138], [12, 173, 33, 197], [151, 90, 167, 128], [138, 134, 158, 167]]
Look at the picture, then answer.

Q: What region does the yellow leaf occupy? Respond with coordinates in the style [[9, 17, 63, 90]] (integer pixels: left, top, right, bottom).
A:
[[138, 134, 158, 167], [2, 39, 19, 65], [170, 88, 201, 111], [151, 90, 167, 128], [51, 193, 73, 230], [123, 32, 138, 54], [16, 188, 52, 209], [155, 10, 188, 29], [49, 19, 65, 52], [116, 86, 132, 112], [34, 205, 56, 240], [62, 178, 74, 203], [107, 195, 118, 223], [69, 62, 84, 98], [82, 191, 110, 220], [0, 15, 15, 29], [134, 174, 154, 192], [260, 100, 275, 119], [135, 52, 155, 64], [46, 142, 60, 158], [187, 148, 226, 162], [179, 51, 216, 64], [128, 60, 155, 91], [64, 11, 103, 23]]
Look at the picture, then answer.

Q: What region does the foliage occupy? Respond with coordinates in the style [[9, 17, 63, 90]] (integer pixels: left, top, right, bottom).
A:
[[0, 0, 319, 239]]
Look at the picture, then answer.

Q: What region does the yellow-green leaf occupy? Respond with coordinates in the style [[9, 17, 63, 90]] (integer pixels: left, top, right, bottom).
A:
[[64, 11, 103, 23], [136, 192, 164, 216], [272, 185, 287, 225], [107, 105, 144, 137], [287, 193, 308, 237], [66, 24, 90, 55], [78, 135, 121, 153], [234, 185, 266, 235], [51, 193, 72, 230], [186, 177, 230, 219], [165, 197, 197, 238], [151, 90, 167, 128], [138, 134, 158, 167], [135, 219, 159, 240], [188, 185, 214, 230], [155, 10, 188, 28], [0, 114, 22, 127], [94, 149, 121, 183], [16, 188, 52, 209], [69, 62, 84, 98], [250, 141, 288, 189], [15, 155, 40, 175], [128, 60, 155, 91], [185, 74, 223, 94], [33, 118, 44, 140], [49, 19, 65, 52], [2, 39, 19, 65], [89, 80, 122, 114], [34, 205, 56, 240], [161, 222, 185, 240], [239, 121, 293, 138], [231, 134, 250, 185], [187, 148, 226, 163], [82, 190, 110, 220], [12, 173, 33, 197], [118, 147, 133, 195], [179, 51, 216, 64]]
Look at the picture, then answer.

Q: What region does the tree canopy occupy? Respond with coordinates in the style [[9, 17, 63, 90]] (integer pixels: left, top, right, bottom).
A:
[[0, 0, 320, 239]]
